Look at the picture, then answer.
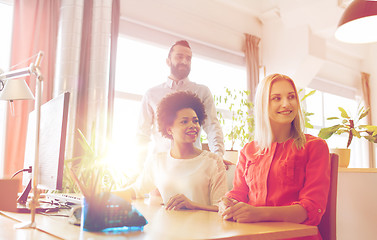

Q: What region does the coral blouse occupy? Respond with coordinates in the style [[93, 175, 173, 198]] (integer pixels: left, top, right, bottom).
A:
[[226, 134, 330, 240]]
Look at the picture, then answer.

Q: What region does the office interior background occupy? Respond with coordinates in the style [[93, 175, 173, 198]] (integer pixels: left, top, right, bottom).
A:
[[0, 0, 377, 172], [1, 0, 377, 177], [1, 1, 377, 239], [0, 0, 376, 190]]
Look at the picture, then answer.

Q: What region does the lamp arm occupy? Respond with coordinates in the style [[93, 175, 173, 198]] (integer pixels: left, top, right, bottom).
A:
[[0, 51, 43, 81], [0, 67, 32, 81]]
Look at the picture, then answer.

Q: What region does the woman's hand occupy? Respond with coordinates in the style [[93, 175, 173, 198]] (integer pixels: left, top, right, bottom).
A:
[[218, 196, 238, 219], [221, 201, 265, 223], [165, 194, 197, 210]]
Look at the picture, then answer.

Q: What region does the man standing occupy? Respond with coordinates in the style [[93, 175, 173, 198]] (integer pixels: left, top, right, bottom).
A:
[[136, 40, 225, 168]]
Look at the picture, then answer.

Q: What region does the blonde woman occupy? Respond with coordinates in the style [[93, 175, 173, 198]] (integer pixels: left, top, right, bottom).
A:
[[219, 74, 330, 240]]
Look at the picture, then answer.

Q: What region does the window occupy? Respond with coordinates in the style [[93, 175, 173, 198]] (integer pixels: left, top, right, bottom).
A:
[[0, 1, 14, 178], [112, 36, 246, 175], [305, 87, 369, 168]]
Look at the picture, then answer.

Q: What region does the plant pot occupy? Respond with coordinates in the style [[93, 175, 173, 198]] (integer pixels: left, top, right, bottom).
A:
[[330, 148, 350, 168], [81, 194, 147, 231], [224, 150, 239, 164], [82, 197, 107, 231]]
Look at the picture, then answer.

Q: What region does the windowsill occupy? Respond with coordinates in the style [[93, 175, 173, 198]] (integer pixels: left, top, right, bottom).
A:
[[338, 168, 377, 173]]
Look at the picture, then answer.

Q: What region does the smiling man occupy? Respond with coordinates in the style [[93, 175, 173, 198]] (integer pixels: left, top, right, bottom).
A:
[[136, 40, 225, 170]]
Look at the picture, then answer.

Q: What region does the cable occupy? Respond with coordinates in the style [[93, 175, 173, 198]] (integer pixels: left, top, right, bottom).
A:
[[10, 166, 32, 179], [40, 212, 70, 217]]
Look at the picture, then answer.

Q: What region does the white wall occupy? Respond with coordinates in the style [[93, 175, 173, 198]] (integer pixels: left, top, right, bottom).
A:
[[337, 170, 377, 240]]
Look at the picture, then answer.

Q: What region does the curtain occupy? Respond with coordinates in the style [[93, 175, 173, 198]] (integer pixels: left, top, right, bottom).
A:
[[4, 0, 60, 178], [72, 0, 93, 156], [54, 0, 118, 159], [361, 72, 372, 123], [361, 72, 374, 167], [107, 0, 120, 140], [244, 34, 261, 102]]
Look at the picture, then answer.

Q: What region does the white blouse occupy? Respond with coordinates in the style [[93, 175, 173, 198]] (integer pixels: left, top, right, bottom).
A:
[[132, 150, 227, 206]]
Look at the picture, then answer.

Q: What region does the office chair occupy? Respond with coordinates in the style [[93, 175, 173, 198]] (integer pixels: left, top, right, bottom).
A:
[[318, 153, 339, 240]]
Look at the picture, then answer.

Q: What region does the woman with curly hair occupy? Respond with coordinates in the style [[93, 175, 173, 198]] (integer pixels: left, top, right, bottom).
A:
[[115, 91, 227, 212]]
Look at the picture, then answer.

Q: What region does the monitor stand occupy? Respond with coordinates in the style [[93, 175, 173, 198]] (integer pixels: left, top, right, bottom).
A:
[[17, 179, 31, 204]]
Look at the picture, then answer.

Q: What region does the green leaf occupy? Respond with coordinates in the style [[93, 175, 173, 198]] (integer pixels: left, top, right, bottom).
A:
[[300, 89, 316, 102], [358, 108, 369, 121], [351, 129, 361, 138], [339, 107, 350, 119], [360, 125, 377, 132], [305, 122, 313, 129], [327, 117, 339, 120], [364, 135, 377, 143], [318, 125, 341, 139]]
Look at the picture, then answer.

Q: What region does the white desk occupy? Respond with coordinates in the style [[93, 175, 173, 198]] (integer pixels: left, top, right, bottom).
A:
[[1, 197, 318, 240], [0, 211, 58, 240]]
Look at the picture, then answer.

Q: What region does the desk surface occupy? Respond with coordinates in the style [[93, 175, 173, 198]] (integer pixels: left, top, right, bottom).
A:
[[1, 197, 318, 240]]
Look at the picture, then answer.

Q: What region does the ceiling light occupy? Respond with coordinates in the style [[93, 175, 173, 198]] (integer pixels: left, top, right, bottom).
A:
[[335, 0, 377, 44]]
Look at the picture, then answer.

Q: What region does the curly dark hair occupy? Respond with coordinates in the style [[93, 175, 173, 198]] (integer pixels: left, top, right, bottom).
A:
[[157, 91, 207, 140]]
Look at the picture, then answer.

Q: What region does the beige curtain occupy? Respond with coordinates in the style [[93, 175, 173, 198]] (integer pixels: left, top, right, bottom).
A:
[[4, 0, 60, 178], [107, 0, 120, 140], [361, 72, 372, 123], [361, 72, 374, 167], [54, 0, 119, 159], [244, 34, 261, 102]]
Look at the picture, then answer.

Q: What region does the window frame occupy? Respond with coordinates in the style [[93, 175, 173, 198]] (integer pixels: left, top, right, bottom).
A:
[[305, 78, 370, 168]]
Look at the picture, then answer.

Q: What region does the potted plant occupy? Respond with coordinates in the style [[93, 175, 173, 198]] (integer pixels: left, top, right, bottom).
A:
[[63, 128, 147, 231], [214, 88, 254, 163], [63, 128, 115, 194], [318, 104, 377, 167]]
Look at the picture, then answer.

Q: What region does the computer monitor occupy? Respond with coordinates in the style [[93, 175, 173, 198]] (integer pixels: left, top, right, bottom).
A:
[[18, 92, 70, 203]]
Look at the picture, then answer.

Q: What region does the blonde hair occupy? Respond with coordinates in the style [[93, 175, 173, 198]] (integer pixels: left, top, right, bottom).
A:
[[254, 73, 306, 151]]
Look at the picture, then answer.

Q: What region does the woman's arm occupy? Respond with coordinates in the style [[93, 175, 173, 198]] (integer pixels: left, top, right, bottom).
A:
[[221, 201, 307, 223], [165, 194, 218, 212], [293, 138, 331, 225], [225, 146, 253, 202]]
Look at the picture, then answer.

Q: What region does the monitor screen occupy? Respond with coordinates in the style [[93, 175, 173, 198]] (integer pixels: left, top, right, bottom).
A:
[[22, 92, 70, 190]]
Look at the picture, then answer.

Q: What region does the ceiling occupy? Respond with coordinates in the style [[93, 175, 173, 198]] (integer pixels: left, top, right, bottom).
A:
[[215, 0, 348, 33], [214, 0, 367, 59]]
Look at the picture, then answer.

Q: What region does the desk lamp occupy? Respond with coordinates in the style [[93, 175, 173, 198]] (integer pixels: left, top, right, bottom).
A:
[[335, 0, 377, 43], [0, 51, 43, 229]]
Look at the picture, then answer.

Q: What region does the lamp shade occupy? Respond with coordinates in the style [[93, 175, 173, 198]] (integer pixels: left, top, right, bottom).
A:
[[335, 0, 377, 44], [0, 79, 34, 101]]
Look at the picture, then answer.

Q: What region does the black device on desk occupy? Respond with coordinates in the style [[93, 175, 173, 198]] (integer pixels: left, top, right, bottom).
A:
[[16, 92, 70, 213]]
